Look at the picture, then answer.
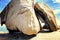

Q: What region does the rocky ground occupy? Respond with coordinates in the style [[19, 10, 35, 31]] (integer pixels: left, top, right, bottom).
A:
[[0, 29, 60, 40]]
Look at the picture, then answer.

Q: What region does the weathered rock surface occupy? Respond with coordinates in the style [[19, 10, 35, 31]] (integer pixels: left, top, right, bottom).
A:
[[34, 2, 58, 31], [5, 0, 40, 35], [1, 0, 58, 35]]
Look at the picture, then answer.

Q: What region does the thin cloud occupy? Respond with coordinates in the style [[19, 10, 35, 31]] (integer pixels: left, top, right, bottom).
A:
[[53, 9, 60, 14], [52, 0, 60, 3], [56, 19, 60, 26]]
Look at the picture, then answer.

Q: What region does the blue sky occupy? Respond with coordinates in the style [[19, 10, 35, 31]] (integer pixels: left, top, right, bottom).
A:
[[0, 0, 11, 13], [0, 0, 60, 26]]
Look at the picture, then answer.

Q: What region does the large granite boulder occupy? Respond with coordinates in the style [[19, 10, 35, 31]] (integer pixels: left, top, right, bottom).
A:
[[34, 2, 58, 31], [5, 0, 40, 35], [1, 0, 58, 35]]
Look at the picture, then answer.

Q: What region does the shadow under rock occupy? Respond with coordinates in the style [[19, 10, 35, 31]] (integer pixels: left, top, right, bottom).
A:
[[39, 29, 53, 33], [0, 29, 53, 40], [0, 32, 36, 40]]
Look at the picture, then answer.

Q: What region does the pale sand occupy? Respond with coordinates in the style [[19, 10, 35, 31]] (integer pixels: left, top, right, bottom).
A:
[[30, 30, 60, 40]]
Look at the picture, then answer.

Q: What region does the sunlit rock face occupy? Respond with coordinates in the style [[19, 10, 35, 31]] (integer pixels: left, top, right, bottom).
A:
[[34, 2, 58, 31], [5, 0, 40, 35]]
